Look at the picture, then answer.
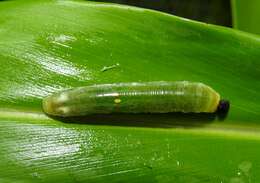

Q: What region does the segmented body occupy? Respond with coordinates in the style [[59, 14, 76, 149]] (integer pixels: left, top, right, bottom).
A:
[[42, 81, 220, 117]]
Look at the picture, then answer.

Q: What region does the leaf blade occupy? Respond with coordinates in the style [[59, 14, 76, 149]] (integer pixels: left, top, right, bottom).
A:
[[0, 1, 260, 182]]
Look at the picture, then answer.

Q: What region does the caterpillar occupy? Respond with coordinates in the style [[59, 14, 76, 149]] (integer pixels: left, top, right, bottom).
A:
[[42, 81, 229, 117]]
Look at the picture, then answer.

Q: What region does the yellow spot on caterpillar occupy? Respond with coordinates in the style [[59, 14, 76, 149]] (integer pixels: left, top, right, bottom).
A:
[[114, 98, 121, 104]]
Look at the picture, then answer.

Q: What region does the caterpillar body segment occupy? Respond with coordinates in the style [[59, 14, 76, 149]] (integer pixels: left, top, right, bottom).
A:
[[42, 81, 229, 117]]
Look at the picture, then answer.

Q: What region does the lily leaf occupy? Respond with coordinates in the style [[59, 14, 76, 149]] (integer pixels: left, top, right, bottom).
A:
[[1, 1, 260, 182], [232, 0, 260, 35]]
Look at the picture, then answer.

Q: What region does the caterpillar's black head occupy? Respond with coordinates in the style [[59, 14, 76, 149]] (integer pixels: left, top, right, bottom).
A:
[[217, 99, 230, 119]]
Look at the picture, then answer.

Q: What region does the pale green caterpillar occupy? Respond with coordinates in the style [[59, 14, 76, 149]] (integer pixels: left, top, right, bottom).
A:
[[42, 81, 229, 117]]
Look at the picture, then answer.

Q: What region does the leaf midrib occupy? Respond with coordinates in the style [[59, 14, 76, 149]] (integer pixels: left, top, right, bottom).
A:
[[1, 108, 260, 141]]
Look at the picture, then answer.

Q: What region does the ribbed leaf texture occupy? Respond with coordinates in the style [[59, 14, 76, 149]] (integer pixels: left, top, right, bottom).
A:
[[0, 1, 260, 182]]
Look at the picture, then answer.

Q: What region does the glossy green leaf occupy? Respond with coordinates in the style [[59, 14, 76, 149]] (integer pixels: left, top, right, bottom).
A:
[[231, 0, 260, 35], [1, 1, 260, 182]]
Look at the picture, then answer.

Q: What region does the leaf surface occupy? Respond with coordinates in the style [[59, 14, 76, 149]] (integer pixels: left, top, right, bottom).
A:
[[1, 1, 260, 182]]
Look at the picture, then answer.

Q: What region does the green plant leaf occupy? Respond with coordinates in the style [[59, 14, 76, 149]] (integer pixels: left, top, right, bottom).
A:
[[1, 1, 260, 182], [231, 0, 260, 35]]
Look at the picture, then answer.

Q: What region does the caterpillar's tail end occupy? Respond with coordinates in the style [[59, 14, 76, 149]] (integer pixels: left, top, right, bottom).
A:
[[217, 99, 230, 119], [42, 96, 55, 116]]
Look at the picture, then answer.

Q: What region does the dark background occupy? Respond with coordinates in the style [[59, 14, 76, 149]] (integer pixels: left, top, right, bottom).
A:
[[91, 0, 232, 27]]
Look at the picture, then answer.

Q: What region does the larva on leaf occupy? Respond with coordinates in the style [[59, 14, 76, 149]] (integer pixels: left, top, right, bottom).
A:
[[42, 81, 229, 117]]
